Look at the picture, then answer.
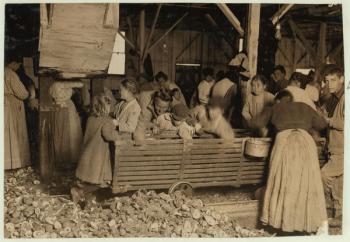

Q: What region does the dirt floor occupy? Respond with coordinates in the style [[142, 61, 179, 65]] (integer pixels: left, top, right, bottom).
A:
[[4, 167, 342, 238]]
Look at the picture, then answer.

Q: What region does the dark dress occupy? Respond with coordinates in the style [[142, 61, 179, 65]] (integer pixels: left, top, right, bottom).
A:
[[252, 101, 328, 233]]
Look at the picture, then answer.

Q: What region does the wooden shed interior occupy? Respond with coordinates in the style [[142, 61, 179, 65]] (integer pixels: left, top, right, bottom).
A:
[[4, 3, 344, 181]]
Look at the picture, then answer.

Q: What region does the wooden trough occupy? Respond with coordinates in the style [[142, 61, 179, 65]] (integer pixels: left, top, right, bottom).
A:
[[112, 129, 327, 194]]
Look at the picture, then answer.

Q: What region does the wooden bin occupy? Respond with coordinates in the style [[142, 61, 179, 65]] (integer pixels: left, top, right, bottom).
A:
[[112, 130, 327, 194]]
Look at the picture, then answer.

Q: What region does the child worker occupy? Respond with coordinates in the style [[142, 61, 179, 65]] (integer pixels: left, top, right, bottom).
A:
[[242, 74, 274, 128], [156, 103, 197, 140], [111, 78, 141, 133], [71, 94, 120, 207]]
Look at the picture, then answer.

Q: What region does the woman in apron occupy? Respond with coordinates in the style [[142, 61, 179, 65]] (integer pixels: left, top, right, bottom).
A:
[[252, 90, 329, 235]]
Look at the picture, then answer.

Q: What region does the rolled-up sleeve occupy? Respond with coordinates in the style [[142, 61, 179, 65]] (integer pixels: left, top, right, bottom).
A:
[[102, 120, 120, 141], [7, 69, 29, 100]]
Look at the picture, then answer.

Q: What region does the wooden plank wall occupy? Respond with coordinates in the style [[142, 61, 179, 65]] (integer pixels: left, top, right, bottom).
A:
[[125, 28, 234, 82], [275, 37, 343, 79]]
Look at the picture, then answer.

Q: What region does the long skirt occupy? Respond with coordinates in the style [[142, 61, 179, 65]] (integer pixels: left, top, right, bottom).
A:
[[4, 95, 30, 170], [261, 129, 327, 233], [52, 100, 83, 165]]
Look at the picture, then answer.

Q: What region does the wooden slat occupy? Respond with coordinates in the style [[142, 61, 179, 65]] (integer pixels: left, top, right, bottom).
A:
[[116, 179, 177, 185], [190, 181, 239, 187], [118, 165, 180, 171], [189, 148, 241, 155], [189, 139, 245, 144], [119, 149, 183, 156], [118, 160, 180, 166], [240, 174, 264, 179], [188, 144, 242, 149], [241, 170, 265, 175], [118, 170, 179, 176], [117, 145, 183, 151], [184, 171, 237, 179], [117, 174, 179, 181], [116, 138, 183, 145], [185, 176, 236, 183], [118, 155, 182, 162], [113, 184, 170, 192], [184, 167, 239, 174], [184, 162, 240, 169], [188, 153, 241, 160], [186, 158, 240, 164], [239, 179, 263, 185], [240, 166, 266, 171]]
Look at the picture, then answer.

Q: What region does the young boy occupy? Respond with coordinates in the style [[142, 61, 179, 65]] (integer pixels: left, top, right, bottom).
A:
[[320, 65, 344, 224], [242, 74, 274, 128], [155, 103, 196, 140]]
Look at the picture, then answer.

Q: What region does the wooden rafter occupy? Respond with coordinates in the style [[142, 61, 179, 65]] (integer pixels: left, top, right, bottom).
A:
[[148, 12, 188, 52], [217, 3, 244, 36], [139, 8, 145, 71], [142, 4, 162, 61], [271, 4, 294, 25], [326, 42, 343, 59], [287, 18, 320, 64], [205, 14, 236, 53], [126, 16, 134, 45], [117, 30, 139, 55]]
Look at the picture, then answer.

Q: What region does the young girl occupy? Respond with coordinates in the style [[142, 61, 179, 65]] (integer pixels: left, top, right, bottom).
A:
[[71, 94, 120, 206], [242, 74, 274, 128], [112, 79, 141, 133]]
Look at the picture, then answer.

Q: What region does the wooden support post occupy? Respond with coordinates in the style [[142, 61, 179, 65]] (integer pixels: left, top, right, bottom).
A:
[[139, 8, 146, 72], [38, 75, 55, 183], [148, 12, 188, 52], [271, 4, 294, 25], [217, 3, 244, 36], [319, 22, 327, 63], [288, 19, 319, 65], [247, 4, 261, 78], [143, 4, 161, 61]]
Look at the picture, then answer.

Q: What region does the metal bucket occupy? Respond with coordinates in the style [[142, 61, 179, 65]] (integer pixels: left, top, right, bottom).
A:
[[244, 139, 270, 158]]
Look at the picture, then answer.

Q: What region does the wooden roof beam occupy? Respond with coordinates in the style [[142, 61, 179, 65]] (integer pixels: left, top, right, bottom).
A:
[[142, 4, 161, 61], [287, 18, 320, 65], [117, 30, 140, 55], [204, 14, 237, 53], [271, 4, 294, 25], [217, 3, 244, 37], [148, 12, 188, 52]]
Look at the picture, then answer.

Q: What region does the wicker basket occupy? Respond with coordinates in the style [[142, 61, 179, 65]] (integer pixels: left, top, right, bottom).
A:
[[244, 138, 270, 158]]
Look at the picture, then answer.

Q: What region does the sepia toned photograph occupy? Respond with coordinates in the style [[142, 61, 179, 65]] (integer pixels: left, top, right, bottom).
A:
[[3, 1, 346, 239]]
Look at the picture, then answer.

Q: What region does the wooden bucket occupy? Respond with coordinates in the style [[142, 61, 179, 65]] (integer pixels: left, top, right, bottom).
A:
[[244, 139, 270, 158]]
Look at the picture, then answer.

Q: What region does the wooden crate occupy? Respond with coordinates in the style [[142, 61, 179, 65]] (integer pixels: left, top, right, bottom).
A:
[[112, 130, 327, 193]]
